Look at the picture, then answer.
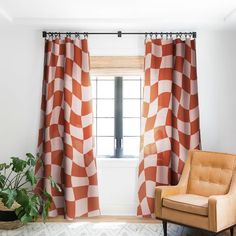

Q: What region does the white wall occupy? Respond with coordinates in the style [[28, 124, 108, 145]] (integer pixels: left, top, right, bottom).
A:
[[197, 31, 236, 153], [0, 29, 236, 215]]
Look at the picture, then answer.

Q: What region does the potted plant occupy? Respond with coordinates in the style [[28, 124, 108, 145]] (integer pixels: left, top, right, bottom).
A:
[[0, 153, 61, 229]]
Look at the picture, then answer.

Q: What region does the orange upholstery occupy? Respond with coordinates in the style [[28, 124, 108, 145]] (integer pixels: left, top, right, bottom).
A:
[[187, 151, 235, 197], [155, 150, 236, 233]]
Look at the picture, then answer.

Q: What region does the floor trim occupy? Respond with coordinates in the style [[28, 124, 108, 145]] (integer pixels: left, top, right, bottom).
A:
[[37, 216, 159, 224]]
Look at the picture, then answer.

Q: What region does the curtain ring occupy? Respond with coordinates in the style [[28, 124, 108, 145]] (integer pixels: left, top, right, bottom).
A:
[[150, 32, 153, 39], [83, 33, 88, 39]]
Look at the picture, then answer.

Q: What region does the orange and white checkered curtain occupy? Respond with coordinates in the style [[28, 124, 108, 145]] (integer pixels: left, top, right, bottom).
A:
[[35, 37, 100, 219], [137, 38, 201, 217]]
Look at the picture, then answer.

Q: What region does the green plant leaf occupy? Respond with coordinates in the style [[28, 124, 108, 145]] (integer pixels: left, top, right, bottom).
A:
[[1, 189, 17, 208], [0, 163, 10, 171], [48, 176, 62, 192], [11, 157, 27, 173], [42, 190, 52, 202], [28, 195, 39, 217], [15, 193, 40, 223], [41, 203, 47, 223], [41, 190, 52, 222], [15, 206, 24, 219], [15, 189, 29, 206], [26, 153, 36, 166], [42, 198, 51, 223], [25, 170, 36, 185], [20, 213, 33, 224], [31, 194, 40, 206], [0, 175, 6, 189]]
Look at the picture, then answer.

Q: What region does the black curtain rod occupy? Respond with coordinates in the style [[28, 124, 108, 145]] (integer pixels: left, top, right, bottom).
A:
[[42, 31, 197, 38]]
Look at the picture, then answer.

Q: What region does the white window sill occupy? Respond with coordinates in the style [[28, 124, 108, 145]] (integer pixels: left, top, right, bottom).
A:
[[96, 157, 139, 168]]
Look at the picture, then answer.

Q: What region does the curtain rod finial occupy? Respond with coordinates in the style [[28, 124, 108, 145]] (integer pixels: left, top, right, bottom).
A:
[[42, 31, 47, 38], [193, 32, 197, 38]]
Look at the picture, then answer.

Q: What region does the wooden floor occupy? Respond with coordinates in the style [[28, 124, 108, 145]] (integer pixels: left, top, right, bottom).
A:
[[39, 215, 158, 224], [38, 216, 235, 235]]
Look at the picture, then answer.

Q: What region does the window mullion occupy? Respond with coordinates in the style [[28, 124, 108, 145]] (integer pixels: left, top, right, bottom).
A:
[[114, 77, 123, 158]]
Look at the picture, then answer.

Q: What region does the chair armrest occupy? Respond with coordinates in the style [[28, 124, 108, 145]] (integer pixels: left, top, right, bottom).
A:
[[154, 152, 191, 218], [209, 171, 236, 232], [208, 194, 236, 232], [155, 185, 187, 217]]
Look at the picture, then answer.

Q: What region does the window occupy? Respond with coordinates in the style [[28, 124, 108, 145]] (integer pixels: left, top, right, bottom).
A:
[[91, 75, 143, 158]]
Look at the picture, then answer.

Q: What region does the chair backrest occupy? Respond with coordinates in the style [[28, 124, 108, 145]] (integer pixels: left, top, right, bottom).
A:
[[187, 150, 236, 197]]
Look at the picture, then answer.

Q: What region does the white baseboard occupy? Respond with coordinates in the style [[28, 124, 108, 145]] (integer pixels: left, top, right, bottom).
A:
[[100, 204, 137, 216]]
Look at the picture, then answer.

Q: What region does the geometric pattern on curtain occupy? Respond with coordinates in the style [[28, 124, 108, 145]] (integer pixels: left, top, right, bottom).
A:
[[137, 38, 201, 217], [35, 37, 100, 219]]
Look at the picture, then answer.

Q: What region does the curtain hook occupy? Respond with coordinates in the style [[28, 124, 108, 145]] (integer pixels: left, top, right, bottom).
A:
[[150, 32, 153, 39], [66, 32, 71, 38], [83, 32, 88, 39], [145, 33, 148, 39]]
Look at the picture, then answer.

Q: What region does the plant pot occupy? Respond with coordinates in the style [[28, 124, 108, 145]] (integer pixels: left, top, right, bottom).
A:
[[0, 199, 23, 230]]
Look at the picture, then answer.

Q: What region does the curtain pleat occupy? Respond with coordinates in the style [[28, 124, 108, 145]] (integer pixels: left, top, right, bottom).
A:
[[35, 37, 100, 219], [137, 38, 201, 217]]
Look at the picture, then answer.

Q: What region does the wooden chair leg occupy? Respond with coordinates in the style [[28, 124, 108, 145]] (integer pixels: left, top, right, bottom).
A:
[[230, 227, 234, 236], [162, 220, 167, 236]]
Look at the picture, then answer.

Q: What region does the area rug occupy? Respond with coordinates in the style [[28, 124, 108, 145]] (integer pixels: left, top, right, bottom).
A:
[[0, 222, 183, 236]]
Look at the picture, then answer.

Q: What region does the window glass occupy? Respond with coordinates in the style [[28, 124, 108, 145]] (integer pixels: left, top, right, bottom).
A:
[[123, 80, 141, 98], [97, 118, 114, 136], [123, 100, 141, 117], [123, 137, 140, 156], [123, 118, 140, 136], [97, 80, 114, 98], [97, 137, 114, 156], [97, 100, 114, 117], [92, 75, 143, 158]]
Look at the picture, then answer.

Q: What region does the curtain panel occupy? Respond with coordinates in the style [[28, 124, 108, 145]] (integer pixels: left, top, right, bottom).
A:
[[35, 37, 100, 219], [137, 38, 201, 217]]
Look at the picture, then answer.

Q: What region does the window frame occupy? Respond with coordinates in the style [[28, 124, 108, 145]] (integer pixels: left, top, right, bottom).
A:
[[90, 56, 144, 158], [91, 76, 143, 159]]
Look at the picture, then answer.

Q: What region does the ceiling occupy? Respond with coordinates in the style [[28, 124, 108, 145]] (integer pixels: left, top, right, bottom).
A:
[[0, 0, 236, 31]]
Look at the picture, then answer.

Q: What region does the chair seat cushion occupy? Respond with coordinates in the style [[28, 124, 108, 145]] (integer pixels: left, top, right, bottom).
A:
[[162, 194, 208, 216]]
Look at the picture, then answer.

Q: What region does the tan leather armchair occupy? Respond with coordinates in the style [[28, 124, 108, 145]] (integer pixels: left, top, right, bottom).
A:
[[155, 150, 236, 236]]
